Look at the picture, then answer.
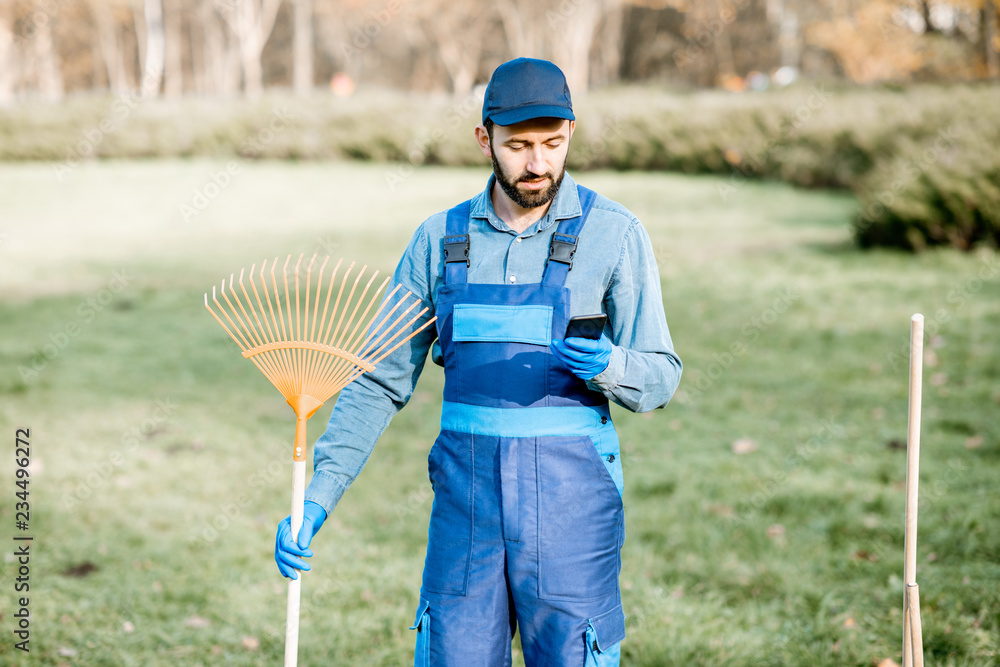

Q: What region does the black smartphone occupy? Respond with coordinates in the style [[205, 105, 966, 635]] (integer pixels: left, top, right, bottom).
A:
[[565, 314, 607, 340]]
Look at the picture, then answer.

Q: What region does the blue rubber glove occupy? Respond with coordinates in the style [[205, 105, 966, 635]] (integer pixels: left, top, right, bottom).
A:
[[275, 500, 327, 580], [550, 334, 613, 380]]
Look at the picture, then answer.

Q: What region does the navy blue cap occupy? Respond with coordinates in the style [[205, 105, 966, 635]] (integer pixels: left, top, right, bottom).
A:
[[482, 58, 575, 126]]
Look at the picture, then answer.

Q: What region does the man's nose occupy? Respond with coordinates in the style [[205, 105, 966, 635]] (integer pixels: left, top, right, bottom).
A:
[[526, 147, 548, 175]]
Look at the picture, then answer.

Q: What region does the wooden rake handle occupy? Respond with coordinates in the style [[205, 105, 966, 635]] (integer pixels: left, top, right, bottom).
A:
[[902, 314, 924, 667], [285, 395, 322, 667]]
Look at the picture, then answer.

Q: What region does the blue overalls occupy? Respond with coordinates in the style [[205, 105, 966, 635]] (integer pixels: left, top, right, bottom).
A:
[[410, 186, 627, 666]]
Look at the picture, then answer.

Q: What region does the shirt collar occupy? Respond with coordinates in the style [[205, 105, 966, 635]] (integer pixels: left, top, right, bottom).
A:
[[470, 171, 581, 236]]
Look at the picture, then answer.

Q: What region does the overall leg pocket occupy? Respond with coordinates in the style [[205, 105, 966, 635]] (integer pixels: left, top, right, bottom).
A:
[[537, 435, 624, 600], [422, 430, 473, 596], [409, 599, 431, 667], [584, 604, 626, 667]]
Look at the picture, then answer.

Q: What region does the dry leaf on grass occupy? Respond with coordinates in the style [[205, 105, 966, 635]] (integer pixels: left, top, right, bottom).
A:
[[184, 615, 211, 629]]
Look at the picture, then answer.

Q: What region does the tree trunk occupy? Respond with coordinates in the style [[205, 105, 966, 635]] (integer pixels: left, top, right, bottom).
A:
[[94, 3, 129, 93], [133, 2, 145, 84], [496, 0, 542, 59], [32, 7, 64, 100], [201, 0, 240, 96], [591, 0, 623, 86], [163, 0, 183, 97], [0, 0, 15, 105], [710, 0, 736, 80], [921, 0, 937, 33], [232, 0, 282, 98], [552, 0, 608, 94], [141, 0, 165, 97], [293, 0, 312, 93], [439, 38, 476, 97], [985, 0, 1000, 79], [189, 15, 204, 94], [235, 0, 262, 97], [201, 0, 222, 95]]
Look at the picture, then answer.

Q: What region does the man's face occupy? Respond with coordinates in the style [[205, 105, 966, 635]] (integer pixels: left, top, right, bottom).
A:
[[484, 118, 574, 209]]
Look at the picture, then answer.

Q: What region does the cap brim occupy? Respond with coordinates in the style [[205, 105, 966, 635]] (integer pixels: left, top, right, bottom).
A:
[[490, 104, 575, 126]]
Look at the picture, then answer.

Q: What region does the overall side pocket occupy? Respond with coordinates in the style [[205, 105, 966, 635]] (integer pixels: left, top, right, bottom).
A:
[[409, 598, 431, 667], [584, 603, 626, 667]]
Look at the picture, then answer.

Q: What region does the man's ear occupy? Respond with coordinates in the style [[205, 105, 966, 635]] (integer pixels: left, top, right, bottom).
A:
[[568, 120, 576, 140], [475, 124, 492, 158]]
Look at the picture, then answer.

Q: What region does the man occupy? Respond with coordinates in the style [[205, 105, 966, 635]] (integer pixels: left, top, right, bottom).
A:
[[275, 57, 682, 666]]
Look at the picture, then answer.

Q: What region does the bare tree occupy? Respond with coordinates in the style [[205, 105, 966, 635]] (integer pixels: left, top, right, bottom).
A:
[[985, 0, 1000, 78], [293, 0, 312, 92], [414, 0, 496, 96], [140, 0, 165, 96], [551, 0, 619, 93], [0, 0, 15, 104], [496, 0, 544, 59], [91, 0, 131, 92], [163, 0, 183, 96], [28, 0, 65, 100], [215, 0, 282, 97], [496, 0, 621, 94], [200, 0, 241, 95]]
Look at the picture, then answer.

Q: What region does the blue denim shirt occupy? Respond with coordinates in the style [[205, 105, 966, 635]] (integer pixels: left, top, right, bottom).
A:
[[304, 172, 682, 515]]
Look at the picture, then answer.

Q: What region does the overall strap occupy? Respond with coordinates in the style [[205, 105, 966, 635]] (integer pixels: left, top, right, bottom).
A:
[[542, 185, 598, 287], [443, 199, 472, 285]]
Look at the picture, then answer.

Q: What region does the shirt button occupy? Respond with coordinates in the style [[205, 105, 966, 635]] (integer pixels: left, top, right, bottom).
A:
[[509, 276, 516, 283], [516, 237, 522, 243]]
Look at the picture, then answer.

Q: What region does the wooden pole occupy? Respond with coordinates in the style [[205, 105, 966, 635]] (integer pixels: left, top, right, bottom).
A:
[[902, 314, 924, 667]]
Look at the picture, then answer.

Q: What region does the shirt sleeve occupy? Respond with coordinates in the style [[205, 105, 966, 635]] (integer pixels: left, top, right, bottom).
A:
[[586, 218, 682, 413], [304, 224, 437, 516]]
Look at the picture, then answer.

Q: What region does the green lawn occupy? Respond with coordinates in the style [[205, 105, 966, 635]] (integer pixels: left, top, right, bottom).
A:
[[0, 161, 997, 666]]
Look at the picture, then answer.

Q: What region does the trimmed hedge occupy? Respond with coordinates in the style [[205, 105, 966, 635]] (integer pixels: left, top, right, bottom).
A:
[[2, 82, 997, 251], [851, 108, 1000, 251]]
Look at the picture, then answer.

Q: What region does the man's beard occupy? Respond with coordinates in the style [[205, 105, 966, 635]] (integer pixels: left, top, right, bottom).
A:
[[490, 144, 567, 209]]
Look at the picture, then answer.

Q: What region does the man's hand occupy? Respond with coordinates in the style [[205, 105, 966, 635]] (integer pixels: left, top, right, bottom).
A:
[[275, 500, 327, 580], [551, 334, 612, 380]]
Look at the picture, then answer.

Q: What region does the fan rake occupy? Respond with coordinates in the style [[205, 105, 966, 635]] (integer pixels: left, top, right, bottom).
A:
[[204, 254, 435, 667]]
